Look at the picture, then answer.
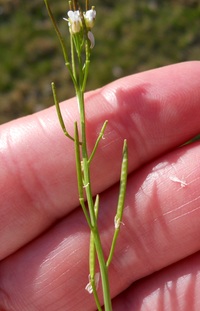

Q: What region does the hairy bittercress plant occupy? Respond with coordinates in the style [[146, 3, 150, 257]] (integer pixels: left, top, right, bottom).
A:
[[44, 1, 128, 310]]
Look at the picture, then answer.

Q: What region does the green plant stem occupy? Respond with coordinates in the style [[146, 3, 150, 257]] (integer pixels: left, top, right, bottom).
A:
[[88, 120, 108, 165], [77, 89, 112, 311], [51, 82, 75, 142], [106, 140, 128, 267], [44, 2, 117, 309], [89, 233, 102, 311], [44, 0, 76, 86]]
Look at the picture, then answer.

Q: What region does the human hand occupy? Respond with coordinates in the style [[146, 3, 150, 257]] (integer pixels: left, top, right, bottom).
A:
[[0, 62, 200, 310]]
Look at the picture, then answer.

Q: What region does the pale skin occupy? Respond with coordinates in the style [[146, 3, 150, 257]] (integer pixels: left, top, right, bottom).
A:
[[0, 62, 200, 310]]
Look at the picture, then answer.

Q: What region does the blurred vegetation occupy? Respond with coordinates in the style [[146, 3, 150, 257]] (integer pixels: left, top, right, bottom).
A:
[[0, 0, 199, 124]]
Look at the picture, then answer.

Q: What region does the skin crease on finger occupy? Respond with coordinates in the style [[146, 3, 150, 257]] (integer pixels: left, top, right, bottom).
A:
[[0, 62, 200, 310], [1, 137, 200, 309], [0, 62, 200, 261], [112, 251, 200, 311]]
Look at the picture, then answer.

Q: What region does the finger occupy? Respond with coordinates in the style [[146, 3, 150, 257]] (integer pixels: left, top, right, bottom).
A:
[[1, 61, 200, 259], [112, 251, 200, 311], [1, 141, 200, 310]]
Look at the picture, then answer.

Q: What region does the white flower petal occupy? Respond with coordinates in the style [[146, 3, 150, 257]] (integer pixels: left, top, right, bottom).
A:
[[88, 31, 95, 48], [85, 272, 100, 294], [85, 9, 96, 20]]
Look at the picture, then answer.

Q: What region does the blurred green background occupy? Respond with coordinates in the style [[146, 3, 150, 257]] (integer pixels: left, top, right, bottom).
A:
[[0, 0, 199, 124]]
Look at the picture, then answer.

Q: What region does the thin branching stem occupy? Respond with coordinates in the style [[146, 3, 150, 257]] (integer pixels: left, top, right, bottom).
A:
[[86, 0, 89, 11], [89, 195, 99, 279], [106, 140, 128, 267], [74, 122, 92, 228], [44, 2, 128, 310], [82, 40, 90, 92], [77, 88, 112, 310], [44, 0, 68, 64], [89, 196, 102, 310], [88, 120, 108, 165], [44, 0, 77, 86], [52, 82, 75, 141]]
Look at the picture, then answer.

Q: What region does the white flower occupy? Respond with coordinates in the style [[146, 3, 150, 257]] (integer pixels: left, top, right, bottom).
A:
[[63, 10, 81, 34], [84, 9, 96, 29], [63, 8, 96, 45]]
